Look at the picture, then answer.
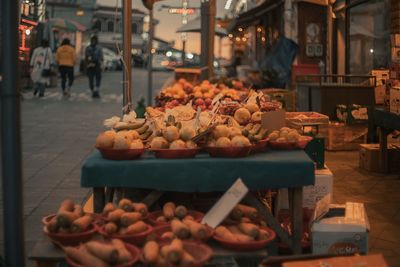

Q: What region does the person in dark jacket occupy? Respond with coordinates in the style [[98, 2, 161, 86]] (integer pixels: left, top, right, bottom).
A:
[[85, 35, 103, 98]]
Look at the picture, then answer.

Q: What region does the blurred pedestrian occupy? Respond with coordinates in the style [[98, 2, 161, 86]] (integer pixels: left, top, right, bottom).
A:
[[85, 35, 103, 98], [56, 38, 76, 97], [30, 40, 55, 97]]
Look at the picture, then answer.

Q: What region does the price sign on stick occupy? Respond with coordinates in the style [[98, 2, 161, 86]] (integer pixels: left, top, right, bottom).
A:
[[201, 178, 249, 228]]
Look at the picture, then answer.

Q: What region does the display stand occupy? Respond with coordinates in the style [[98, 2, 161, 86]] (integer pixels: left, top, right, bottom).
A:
[[80, 150, 315, 254]]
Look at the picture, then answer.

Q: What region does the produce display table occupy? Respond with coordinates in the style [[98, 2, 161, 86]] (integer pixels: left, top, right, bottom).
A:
[[370, 109, 400, 172], [80, 150, 315, 254]]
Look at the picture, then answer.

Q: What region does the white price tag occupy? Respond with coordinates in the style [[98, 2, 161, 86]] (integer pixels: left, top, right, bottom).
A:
[[201, 178, 249, 228]]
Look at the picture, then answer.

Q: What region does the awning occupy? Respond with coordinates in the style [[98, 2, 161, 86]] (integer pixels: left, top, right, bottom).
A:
[[176, 16, 228, 37], [46, 18, 86, 32], [229, 0, 284, 31]]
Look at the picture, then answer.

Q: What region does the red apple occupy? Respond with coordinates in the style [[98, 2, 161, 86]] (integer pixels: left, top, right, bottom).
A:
[[198, 104, 207, 111], [194, 98, 205, 106], [224, 97, 232, 102], [204, 98, 212, 106]]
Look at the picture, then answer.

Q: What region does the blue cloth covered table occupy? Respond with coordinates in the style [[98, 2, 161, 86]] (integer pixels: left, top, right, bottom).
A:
[[81, 150, 315, 191]]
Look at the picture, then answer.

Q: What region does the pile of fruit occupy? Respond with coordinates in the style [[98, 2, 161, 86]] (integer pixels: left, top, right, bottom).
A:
[[268, 127, 310, 143], [45, 200, 93, 234], [101, 198, 150, 236], [154, 202, 198, 224], [65, 239, 136, 266]]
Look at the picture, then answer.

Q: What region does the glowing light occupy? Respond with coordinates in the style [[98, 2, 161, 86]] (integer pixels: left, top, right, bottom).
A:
[[370, 49, 374, 54], [228, 34, 233, 38], [242, 37, 247, 42], [166, 51, 172, 57], [238, 28, 243, 32], [25, 29, 31, 35], [261, 37, 266, 42], [257, 27, 262, 33], [151, 48, 156, 54], [235, 37, 241, 42], [187, 53, 194, 59]]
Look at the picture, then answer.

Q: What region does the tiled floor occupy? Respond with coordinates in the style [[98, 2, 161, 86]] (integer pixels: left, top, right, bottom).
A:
[[326, 151, 400, 267]]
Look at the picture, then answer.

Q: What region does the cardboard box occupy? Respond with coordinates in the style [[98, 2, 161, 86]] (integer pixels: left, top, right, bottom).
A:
[[320, 123, 368, 151], [390, 86, 400, 115], [278, 166, 333, 210], [311, 198, 370, 255], [371, 69, 390, 86], [359, 144, 400, 172], [282, 254, 388, 267]]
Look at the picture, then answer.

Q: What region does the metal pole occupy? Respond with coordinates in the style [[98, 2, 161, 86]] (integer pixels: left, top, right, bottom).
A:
[[147, 8, 154, 106], [200, 0, 216, 80], [0, 0, 26, 266], [122, 0, 132, 113]]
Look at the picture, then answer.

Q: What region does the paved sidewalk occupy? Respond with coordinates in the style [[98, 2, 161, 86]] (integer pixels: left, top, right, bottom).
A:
[[0, 68, 173, 265]]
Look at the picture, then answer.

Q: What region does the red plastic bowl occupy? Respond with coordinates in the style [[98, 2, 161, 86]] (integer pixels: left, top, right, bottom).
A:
[[213, 227, 276, 251], [141, 240, 213, 267], [150, 148, 199, 159], [205, 146, 252, 158], [66, 242, 140, 267], [96, 147, 145, 160], [147, 210, 204, 226], [269, 137, 313, 150], [42, 213, 103, 226], [97, 223, 153, 246], [43, 225, 97, 247], [153, 224, 214, 242], [251, 139, 269, 153]]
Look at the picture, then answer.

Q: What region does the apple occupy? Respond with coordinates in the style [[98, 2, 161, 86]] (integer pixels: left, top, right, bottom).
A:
[[204, 98, 212, 106], [194, 98, 205, 106], [224, 97, 232, 102], [198, 104, 207, 111]]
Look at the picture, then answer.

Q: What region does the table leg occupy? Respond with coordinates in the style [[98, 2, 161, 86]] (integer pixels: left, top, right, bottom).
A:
[[93, 187, 105, 213], [378, 127, 389, 173], [289, 187, 303, 254], [244, 194, 293, 250]]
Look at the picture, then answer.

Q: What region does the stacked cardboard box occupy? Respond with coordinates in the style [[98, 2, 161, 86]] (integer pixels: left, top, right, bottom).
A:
[[359, 144, 400, 172], [320, 123, 368, 151]]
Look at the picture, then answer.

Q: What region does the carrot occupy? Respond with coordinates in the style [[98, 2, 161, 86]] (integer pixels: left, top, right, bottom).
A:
[[171, 219, 190, 239], [161, 231, 176, 240], [107, 208, 125, 222], [143, 241, 160, 264], [70, 214, 93, 233], [58, 199, 74, 213], [118, 198, 133, 212], [163, 202, 176, 220], [183, 215, 194, 221], [229, 206, 243, 220], [183, 219, 207, 240], [156, 216, 167, 223], [227, 226, 254, 242], [238, 223, 260, 239], [102, 202, 116, 216], [73, 204, 84, 217], [161, 239, 183, 264], [64, 246, 108, 267], [56, 211, 80, 228], [240, 217, 252, 223], [123, 221, 147, 235], [215, 226, 237, 242], [175, 205, 188, 219], [222, 217, 239, 225], [132, 203, 148, 216], [156, 255, 168, 266], [46, 216, 59, 233], [180, 251, 195, 266], [85, 241, 119, 264], [259, 229, 271, 241], [111, 239, 133, 263], [236, 204, 258, 220], [120, 212, 142, 227], [104, 222, 118, 235]]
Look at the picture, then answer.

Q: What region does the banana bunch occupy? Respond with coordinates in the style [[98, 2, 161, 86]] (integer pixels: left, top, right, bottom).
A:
[[113, 120, 153, 142], [242, 123, 268, 142]]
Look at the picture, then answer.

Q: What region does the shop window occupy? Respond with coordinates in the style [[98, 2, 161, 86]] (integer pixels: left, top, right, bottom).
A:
[[93, 20, 102, 31], [107, 21, 114, 32], [132, 23, 138, 34], [348, 0, 390, 74]]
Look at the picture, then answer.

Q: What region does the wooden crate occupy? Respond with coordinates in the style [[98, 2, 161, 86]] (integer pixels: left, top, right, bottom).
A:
[[320, 123, 368, 151]]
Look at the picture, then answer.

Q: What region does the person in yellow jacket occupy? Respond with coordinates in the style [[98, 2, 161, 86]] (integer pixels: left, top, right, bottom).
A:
[[55, 38, 76, 97]]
